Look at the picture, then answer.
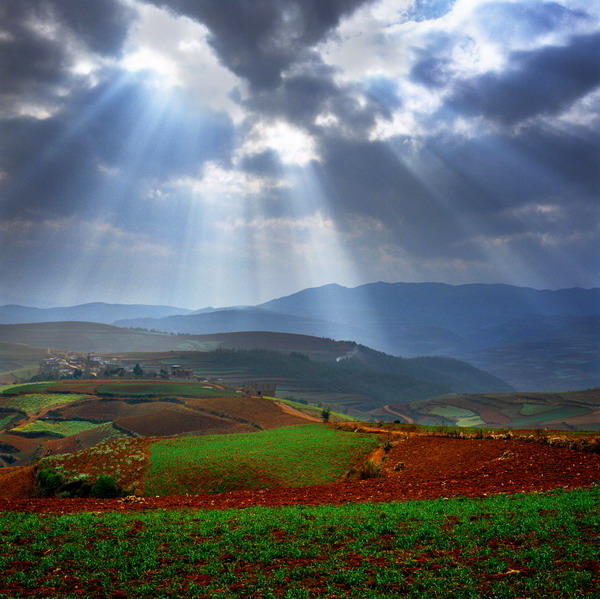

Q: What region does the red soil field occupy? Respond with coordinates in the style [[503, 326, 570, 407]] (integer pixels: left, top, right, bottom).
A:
[[115, 406, 257, 437], [186, 396, 312, 429], [1, 435, 598, 513], [56, 398, 186, 421]]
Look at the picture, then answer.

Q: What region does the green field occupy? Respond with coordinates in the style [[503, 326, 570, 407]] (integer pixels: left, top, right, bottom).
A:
[[509, 407, 590, 428], [0, 487, 597, 598], [520, 403, 560, 416], [145, 424, 379, 495], [1, 382, 62, 395], [0, 393, 89, 414], [94, 381, 238, 398], [427, 405, 485, 427], [12, 419, 100, 437]]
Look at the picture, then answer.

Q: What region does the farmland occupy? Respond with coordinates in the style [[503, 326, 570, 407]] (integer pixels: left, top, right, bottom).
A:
[[144, 425, 379, 495], [0, 487, 597, 598], [398, 388, 600, 430], [34, 424, 379, 497]]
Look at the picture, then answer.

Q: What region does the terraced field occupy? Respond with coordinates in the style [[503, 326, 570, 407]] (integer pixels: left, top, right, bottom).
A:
[[399, 388, 600, 430], [0, 380, 327, 467]]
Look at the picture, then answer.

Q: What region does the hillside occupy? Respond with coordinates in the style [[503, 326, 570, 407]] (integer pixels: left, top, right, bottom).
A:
[[0, 325, 511, 411], [399, 388, 600, 430], [0, 380, 320, 467], [104, 282, 600, 392]]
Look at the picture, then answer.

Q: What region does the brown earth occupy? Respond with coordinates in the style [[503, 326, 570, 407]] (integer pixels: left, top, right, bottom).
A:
[[55, 397, 186, 421], [115, 406, 257, 437], [186, 396, 312, 429], [1, 435, 598, 513]]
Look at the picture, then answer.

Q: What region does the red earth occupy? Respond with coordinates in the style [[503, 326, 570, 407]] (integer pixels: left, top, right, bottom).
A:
[[0, 435, 598, 513]]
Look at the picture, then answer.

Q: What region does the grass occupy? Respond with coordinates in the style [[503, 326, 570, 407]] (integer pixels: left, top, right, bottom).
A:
[[95, 381, 238, 398], [520, 403, 560, 416], [427, 405, 485, 427], [0, 413, 16, 430], [0, 393, 89, 415], [509, 407, 590, 428], [0, 487, 597, 598], [11, 419, 100, 437], [144, 424, 379, 495], [1, 382, 60, 395]]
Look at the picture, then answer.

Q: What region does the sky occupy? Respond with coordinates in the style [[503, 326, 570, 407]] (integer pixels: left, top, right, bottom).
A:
[[1, 0, 599, 309]]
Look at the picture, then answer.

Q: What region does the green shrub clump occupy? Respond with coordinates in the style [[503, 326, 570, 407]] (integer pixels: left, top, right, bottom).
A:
[[91, 474, 121, 498], [37, 468, 64, 497]]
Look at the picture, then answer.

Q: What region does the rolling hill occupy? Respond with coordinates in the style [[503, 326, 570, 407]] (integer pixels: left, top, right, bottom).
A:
[[0, 302, 192, 325], [0, 324, 512, 415], [112, 282, 600, 391], [398, 388, 600, 430]]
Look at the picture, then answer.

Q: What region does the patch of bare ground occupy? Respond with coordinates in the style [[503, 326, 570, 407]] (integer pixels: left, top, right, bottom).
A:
[[186, 396, 313, 428], [273, 400, 321, 423], [115, 406, 257, 437], [56, 398, 184, 421], [0, 466, 35, 499], [1, 433, 598, 512]]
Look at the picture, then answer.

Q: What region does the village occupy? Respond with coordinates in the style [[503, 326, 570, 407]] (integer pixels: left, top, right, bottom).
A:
[[36, 352, 277, 396], [37, 352, 197, 381]]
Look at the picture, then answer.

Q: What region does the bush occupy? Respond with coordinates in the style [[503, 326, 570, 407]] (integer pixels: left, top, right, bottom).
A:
[[356, 460, 382, 480], [91, 474, 121, 498], [37, 468, 64, 498]]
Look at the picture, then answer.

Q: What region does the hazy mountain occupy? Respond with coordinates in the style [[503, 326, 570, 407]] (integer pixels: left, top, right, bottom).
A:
[[0, 302, 192, 325], [113, 308, 355, 337], [0, 324, 510, 400], [2, 282, 598, 392], [107, 282, 599, 392]]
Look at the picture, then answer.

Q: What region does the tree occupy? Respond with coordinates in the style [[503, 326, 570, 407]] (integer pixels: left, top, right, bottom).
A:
[[133, 363, 144, 377], [321, 407, 331, 422]]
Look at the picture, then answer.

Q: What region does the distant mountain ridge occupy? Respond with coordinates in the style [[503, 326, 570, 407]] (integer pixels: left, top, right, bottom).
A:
[[112, 282, 600, 392], [1, 282, 598, 392], [0, 302, 192, 325]]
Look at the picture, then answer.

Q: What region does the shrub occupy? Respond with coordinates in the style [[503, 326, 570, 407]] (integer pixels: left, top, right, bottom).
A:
[[91, 474, 121, 498], [357, 460, 382, 480], [37, 468, 64, 498]]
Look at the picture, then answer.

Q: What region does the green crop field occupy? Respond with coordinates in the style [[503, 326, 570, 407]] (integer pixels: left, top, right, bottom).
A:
[[427, 405, 485, 427], [0, 393, 89, 415], [12, 419, 100, 437], [1, 382, 60, 395], [0, 487, 597, 598], [509, 407, 590, 428], [520, 403, 560, 416], [144, 424, 379, 495], [95, 381, 238, 398]]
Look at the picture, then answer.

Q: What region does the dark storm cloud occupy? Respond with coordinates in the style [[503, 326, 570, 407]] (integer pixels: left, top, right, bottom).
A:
[[147, 0, 372, 89], [0, 74, 235, 219], [244, 63, 390, 138], [43, 0, 135, 56], [449, 32, 600, 125], [0, 0, 134, 108], [310, 110, 599, 260]]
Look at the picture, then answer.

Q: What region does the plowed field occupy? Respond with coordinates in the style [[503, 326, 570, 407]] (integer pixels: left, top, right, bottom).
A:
[[1, 436, 598, 513]]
